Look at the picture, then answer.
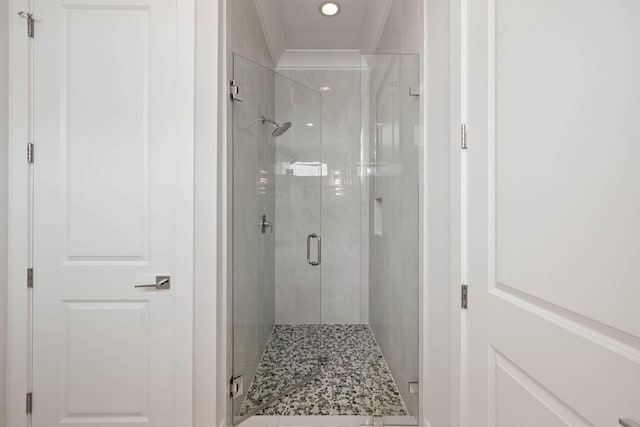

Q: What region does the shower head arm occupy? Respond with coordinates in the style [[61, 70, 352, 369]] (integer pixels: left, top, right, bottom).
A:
[[241, 116, 280, 130], [261, 116, 281, 129]]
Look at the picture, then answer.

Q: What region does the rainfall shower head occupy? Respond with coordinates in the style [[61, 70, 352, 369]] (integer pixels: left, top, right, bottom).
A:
[[261, 117, 292, 137]]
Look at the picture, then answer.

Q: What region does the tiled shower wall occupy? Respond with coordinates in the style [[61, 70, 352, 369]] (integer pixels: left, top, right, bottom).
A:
[[366, 54, 420, 417], [276, 69, 366, 324], [228, 0, 276, 417], [231, 54, 276, 418], [366, 0, 423, 418], [272, 74, 323, 324]]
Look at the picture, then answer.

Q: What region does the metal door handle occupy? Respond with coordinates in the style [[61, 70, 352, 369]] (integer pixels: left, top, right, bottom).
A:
[[306, 234, 321, 266], [620, 419, 640, 427], [134, 276, 171, 289]]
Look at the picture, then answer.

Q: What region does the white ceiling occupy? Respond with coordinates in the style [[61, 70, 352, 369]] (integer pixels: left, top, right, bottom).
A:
[[255, 0, 392, 65]]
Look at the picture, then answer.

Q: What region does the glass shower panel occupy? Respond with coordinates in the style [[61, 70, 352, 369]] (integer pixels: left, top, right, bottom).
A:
[[231, 54, 323, 424], [361, 54, 421, 425]]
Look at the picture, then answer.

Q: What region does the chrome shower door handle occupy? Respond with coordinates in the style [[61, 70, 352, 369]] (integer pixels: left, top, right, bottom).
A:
[[134, 276, 171, 290], [306, 234, 321, 266]]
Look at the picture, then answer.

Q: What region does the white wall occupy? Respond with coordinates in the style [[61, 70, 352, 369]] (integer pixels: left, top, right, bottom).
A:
[[0, 1, 9, 424]]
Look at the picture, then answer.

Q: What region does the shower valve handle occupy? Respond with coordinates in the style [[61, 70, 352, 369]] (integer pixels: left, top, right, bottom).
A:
[[260, 214, 273, 234]]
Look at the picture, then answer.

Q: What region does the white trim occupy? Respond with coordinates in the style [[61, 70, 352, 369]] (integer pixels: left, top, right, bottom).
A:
[[7, 1, 31, 426], [174, 0, 196, 424], [420, 0, 428, 423], [193, 0, 221, 425]]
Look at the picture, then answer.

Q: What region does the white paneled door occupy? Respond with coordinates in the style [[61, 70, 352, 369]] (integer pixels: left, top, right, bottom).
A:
[[31, 0, 193, 426], [466, 0, 640, 426]]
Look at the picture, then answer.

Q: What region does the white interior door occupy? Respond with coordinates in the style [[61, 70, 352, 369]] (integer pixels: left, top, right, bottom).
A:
[[31, 0, 193, 425], [466, 0, 640, 426]]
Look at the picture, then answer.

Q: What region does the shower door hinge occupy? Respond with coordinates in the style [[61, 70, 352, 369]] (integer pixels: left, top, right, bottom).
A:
[[26, 392, 32, 414], [17, 12, 34, 38], [461, 123, 468, 149], [461, 284, 468, 309], [229, 80, 243, 102], [230, 376, 244, 398], [27, 268, 33, 288], [27, 142, 34, 163]]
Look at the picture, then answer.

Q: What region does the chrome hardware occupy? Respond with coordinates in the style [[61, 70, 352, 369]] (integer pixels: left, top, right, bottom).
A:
[[134, 276, 171, 290], [408, 381, 419, 394], [27, 142, 34, 163], [231, 376, 244, 398], [620, 419, 640, 427], [26, 392, 32, 414], [230, 80, 243, 102], [306, 234, 321, 266], [461, 123, 468, 149], [17, 11, 34, 38], [260, 214, 272, 234], [461, 284, 468, 309], [27, 268, 33, 288], [409, 86, 420, 97]]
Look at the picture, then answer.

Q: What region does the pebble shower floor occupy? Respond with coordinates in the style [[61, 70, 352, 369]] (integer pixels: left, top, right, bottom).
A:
[[239, 324, 408, 416]]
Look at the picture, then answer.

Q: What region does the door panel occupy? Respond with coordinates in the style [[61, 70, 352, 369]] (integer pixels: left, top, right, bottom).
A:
[[467, 0, 640, 425], [32, 0, 191, 425]]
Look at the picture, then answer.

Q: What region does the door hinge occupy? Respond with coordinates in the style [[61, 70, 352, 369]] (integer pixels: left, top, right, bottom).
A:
[[230, 376, 243, 398], [461, 123, 468, 149], [17, 12, 34, 38], [461, 284, 468, 309], [27, 142, 34, 163], [27, 268, 33, 288], [229, 80, 243, 102], [26, 392, 32, 414]]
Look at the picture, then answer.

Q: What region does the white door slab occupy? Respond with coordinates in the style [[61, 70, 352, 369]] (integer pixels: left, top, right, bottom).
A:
[[466, 0, 640, 425], [31, 0, 193, 425]]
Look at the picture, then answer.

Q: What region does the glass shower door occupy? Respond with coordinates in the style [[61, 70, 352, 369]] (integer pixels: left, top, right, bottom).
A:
[[231, 54, 323, 424]]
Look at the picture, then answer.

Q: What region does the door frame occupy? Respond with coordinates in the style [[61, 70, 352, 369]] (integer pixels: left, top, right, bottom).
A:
[[209, 1, 464, 426], [6, 0, 196, 425]]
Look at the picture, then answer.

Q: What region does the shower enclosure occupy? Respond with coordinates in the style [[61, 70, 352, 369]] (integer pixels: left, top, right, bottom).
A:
[[231, 53, 420, 425]]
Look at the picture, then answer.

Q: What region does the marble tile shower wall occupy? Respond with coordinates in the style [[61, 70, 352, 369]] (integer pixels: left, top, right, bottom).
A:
[[276, 69, 365, 324]]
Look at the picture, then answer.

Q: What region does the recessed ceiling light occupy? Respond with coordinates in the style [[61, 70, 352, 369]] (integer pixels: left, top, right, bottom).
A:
[[306, 122, 315, 127], [319, 1, 341, 17], [319, 86, 331, 91]]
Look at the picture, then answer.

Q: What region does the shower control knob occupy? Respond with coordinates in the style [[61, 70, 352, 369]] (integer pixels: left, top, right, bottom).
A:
[[260, 214, 273, 234]]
